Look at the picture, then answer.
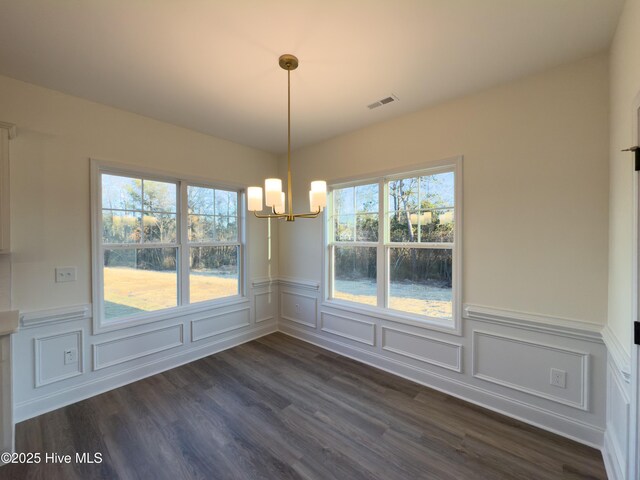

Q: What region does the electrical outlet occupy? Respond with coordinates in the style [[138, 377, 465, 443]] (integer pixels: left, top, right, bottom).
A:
[[64, 348, 77, 365], [550, 368, 566, 388], [55, 267, 77, 283]]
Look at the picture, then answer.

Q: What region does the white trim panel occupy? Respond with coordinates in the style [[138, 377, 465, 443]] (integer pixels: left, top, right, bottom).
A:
[[93, 324, 183, 371], [190, 306, 251, 342], [254, 290, 276, 324], [320, 311, 375, 346], [464, 304, 603, 343], [16, 325, 276, 423], [381, 326, 462, 372], [472, 330, 590, 411], [602, 324, 632, 383], [279, 324, 604, 448], [280, 290, 317, 328], [35, 329, 84, 387], [21, 304, 91, 329], [603, 353, 631, 480]]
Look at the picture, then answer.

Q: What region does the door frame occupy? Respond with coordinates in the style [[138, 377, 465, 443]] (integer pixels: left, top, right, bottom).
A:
[[630, 92, 640, 480]]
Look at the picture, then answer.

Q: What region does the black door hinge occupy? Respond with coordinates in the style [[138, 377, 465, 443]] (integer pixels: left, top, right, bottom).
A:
[[635, 321, 640, 345], [622, 146, 640, 171]]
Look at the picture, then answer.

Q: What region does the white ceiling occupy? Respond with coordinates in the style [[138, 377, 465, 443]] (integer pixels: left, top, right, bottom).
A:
[[0, 0, 624, 154]]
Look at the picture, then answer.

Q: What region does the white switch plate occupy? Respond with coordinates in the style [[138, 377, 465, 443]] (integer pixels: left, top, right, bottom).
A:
[[55, 267, 77, 283], [550, 368, 567, 388], [64, 348, 77, 365]]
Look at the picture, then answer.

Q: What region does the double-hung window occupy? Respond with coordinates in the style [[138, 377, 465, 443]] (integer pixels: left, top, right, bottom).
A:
[[93, 162, 243, 330], [327, 158, 461, 330]]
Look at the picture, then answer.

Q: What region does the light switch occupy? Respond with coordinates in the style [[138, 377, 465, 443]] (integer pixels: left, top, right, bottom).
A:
[[55, 267, 77, 283]]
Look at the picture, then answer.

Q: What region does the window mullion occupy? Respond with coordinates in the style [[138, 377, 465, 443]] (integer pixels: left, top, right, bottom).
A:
[[377, 179, 386, 308], [179, 181, 190, 306]]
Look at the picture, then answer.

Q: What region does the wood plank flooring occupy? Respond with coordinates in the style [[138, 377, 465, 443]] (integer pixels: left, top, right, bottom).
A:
[[2, 333, 606, 479]]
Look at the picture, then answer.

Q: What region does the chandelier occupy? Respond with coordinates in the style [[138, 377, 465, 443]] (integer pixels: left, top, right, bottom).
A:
[[247, 54, 326, 221]]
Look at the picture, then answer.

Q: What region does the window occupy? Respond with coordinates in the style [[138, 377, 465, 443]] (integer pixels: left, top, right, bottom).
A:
[[94, 163, 243, 329], [327, 158, 461, 328]]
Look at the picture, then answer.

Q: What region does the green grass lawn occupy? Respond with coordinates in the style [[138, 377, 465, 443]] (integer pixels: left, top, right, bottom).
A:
[[104, 267, 237, 319]]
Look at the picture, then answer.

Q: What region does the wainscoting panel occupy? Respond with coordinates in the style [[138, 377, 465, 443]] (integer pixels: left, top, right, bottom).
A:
[[276, 277, 607, 449], [93, 324, 183, 371], [14, 298, 276, 422], [280, 290, 317, 328], [472, 330, 589, 410], [254, 290, 276, 324], [603, 353, 631, 480], [320, 311, 375, 346], [35, 329, 84, 387], [381, 326, 462, 372], [191, 307, 251, 342]]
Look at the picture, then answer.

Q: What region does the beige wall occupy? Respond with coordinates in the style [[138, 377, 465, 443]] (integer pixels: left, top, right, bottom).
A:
[[608, 0, 640, 355], [0, 74, 279, 312], [279, 54, 609, 325]]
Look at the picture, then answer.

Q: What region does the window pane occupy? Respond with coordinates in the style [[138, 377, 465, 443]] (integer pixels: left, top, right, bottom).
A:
[[421, 172, 454, 209], [389, 211, 418, 242], [333, 246, 377, 306], [188, 186, 214, 215], [143, 213, 177, 243], [388, 248, 452, 320], [335, 215, 355, 241], [190, 246, 239, 303], [355, 184, 379, 213], [102, 210, 141, 244], [388, 177, 419, 211], [102, 174, 141, 211], [215, 216, 237, 242], [143, 180, 176, 213], [188, 214, 215, 242], [356, 214, 378, 241], [420, 208, 454, 242], [103, 248, 177, 319], [334, 187, 355, 215], [215, 189, 237, 216]]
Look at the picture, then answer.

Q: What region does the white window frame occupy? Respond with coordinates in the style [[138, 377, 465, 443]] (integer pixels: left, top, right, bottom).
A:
[[91, 159, 247, 334], [324, 156, 463, 335]]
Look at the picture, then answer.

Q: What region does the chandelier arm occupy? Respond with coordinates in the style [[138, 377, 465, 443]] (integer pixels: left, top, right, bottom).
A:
[[291, 210, 322, 219], [252, 211, 288, 220]]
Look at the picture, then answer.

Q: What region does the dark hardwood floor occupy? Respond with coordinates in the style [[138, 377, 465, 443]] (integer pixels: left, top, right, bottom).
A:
[[2, 333, 606, 479]]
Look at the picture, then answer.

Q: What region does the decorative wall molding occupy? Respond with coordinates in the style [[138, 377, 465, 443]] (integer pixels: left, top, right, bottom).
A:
[[278, 276, 320, 291], [279, 324, 605, 448], [15, 324, 276, 422], [251, 277, 277, 289], [93, 324, 184, 371], [381, 326, 462, 372], [280, 290, 317, 328], [320, 311, 375, 346], [472, 330, 590, 411], [34, 329, 84, 387], [190, 306, 250, 342], [254, 290, 275, 324], [464, 304, 603, 343], [601, 325, 631, 383], [603, 354, 631, 480], [21, 304, 91, 329]]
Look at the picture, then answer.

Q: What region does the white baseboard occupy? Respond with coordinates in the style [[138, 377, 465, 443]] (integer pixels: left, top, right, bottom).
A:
[[279, 324, 604, 449], [14, 325, 276, 422]]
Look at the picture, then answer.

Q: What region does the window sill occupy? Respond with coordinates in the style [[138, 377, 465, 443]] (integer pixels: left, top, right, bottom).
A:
[[321, 299, 461, 336], [93, 295, 249, 334]]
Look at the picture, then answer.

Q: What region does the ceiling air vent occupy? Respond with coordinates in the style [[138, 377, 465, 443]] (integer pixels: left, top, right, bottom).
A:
[[367, 95, 398, 110]]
